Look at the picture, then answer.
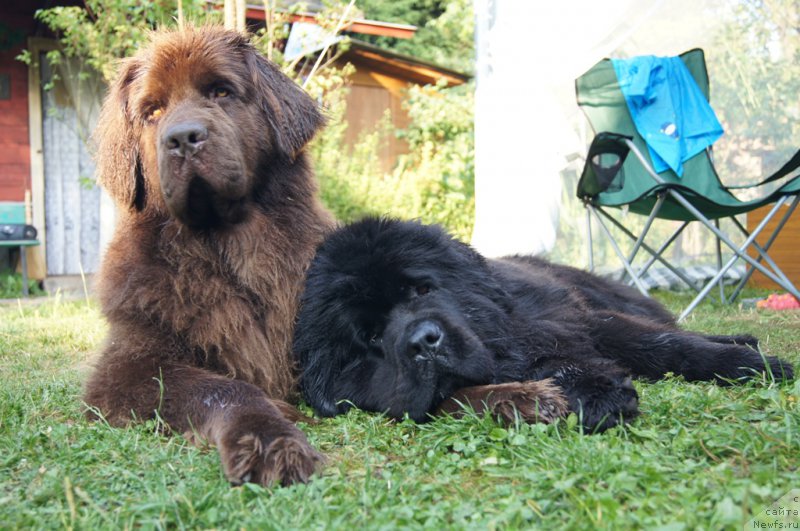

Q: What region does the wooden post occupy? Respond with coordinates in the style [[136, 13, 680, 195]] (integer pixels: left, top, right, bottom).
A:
[[24, 190, 32, 224], [236, 0, 246, 31], [26, 38, 54, 280], [224, 0, 235, 30], [177, 0, 184, 30]]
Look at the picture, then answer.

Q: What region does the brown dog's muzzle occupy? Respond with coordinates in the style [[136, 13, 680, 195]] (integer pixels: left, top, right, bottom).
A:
[[157, 114, 249, 229], [163, 121, 208, 158]]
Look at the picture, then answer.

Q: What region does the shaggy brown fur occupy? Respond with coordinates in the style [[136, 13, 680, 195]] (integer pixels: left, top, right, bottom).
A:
[[84, 26, 333, 486], [436, 380, 569, 425]]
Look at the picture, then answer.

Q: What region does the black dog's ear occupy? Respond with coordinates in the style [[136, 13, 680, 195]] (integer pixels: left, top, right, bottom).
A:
[[245, 47, 326, 160], [453, 239, 514, 311], [93, 58, 146, 211], [298, 353, 343, 418], [294, 289, 350, 417]]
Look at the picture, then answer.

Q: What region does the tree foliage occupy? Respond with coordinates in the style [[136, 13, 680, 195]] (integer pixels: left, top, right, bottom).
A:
[[356, 0, 474, 73], [710, 0, 800, 187], [28, 0, 213, 82]]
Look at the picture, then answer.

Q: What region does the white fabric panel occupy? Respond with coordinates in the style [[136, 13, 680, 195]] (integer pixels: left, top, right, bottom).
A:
[[472, 0, 663, 257]]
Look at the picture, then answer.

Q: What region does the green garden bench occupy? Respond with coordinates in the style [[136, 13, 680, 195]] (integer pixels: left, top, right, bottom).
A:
[[0, 202, 40, 297]]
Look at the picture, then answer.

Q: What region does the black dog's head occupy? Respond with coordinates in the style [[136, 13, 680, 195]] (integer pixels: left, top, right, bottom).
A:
[[294, 218, 514, 421]]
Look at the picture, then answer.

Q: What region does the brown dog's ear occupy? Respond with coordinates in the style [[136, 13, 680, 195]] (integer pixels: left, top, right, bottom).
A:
[[93, 58, 146, 211], [245, 48, 326, 160]]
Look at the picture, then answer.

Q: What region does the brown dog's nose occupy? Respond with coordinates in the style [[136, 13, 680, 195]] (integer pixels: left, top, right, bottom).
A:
[[163, 122, 208, 157]]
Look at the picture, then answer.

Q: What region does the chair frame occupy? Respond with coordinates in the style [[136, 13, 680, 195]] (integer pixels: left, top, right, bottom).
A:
[[584, 137, 800, 321]]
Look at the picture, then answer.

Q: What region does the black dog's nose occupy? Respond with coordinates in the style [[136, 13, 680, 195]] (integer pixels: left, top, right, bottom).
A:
[[409, 320, 443, 356], [163, 122, 208, 157]]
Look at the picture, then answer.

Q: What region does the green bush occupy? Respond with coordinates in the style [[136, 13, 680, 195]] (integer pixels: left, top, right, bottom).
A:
[[0, 271, 44, 299], [312, 80, 475, 241]]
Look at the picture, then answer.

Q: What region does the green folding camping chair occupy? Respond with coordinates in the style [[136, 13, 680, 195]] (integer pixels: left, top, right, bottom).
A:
[[575, 48, 800, 321]]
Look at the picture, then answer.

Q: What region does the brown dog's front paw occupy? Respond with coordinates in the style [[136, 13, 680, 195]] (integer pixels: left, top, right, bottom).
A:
[[485, 379, 569, 425], [439, 379, 569, 425], [220, 429, 323, 487]]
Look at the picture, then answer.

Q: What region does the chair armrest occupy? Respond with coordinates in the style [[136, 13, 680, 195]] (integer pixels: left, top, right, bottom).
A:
[[726, 148, 800, 190], [576, 132, 632, 198]]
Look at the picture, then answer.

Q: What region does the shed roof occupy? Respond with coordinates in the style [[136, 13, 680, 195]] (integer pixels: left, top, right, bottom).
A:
[[243, 2, 418, 39], [344, 40, 470, 86]]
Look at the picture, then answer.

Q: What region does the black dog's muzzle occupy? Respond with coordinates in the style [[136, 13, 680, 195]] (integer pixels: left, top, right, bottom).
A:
[[407, 319, 444, 361]]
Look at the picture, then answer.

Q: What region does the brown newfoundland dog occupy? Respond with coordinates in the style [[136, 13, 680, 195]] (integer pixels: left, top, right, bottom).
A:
[[84, 26, 333, 486]]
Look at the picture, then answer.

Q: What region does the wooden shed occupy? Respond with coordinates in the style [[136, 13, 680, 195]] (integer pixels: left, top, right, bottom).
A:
[[339, 40, 469, 170]]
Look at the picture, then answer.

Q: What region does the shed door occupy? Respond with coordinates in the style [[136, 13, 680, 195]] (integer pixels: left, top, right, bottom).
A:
[[39, 53, 101, 276]]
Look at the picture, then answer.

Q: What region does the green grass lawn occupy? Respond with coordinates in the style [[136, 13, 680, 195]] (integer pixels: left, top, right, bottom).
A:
[[1, 292, 798, 529]]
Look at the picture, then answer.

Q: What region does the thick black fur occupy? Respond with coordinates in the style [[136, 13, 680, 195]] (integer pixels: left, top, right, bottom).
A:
[[294, 218, 794, 432]]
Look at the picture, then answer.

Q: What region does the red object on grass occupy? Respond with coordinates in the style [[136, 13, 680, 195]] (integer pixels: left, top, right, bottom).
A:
[[756, 293, 800, 310]]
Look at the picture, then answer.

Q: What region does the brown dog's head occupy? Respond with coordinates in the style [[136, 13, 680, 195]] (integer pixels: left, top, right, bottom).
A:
[[94, 26, 324, 228]]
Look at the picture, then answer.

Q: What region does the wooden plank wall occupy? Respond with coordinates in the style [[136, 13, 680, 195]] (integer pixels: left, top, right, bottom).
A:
[[40, 56, 101, 276], [344, 63, 411, 173], [0, 35, 31, 201], [747, 202, 800, 290]]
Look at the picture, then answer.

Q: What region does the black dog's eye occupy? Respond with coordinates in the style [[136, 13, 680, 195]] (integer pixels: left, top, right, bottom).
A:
[[415, 284, 432, 296], [360, 325, 382, 347]]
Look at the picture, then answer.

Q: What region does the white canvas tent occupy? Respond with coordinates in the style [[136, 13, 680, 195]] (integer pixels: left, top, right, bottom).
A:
[[471, 0, 797, 269]]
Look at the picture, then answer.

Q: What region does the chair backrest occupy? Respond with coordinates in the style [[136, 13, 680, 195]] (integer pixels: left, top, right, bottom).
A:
[[576, 49, 728, 219]]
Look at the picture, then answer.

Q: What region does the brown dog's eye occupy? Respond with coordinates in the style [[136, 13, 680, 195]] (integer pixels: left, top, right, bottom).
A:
[[212, 86, 230, 99], [146, 108, 163, 122], [415, 285, 431, 296]]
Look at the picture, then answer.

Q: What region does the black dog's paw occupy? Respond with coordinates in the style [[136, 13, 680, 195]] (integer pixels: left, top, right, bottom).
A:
[[565, 373, 639, 433], [711, 347, 795, 384], [765, 356, 794, 381], [705, 334, 760, 349]]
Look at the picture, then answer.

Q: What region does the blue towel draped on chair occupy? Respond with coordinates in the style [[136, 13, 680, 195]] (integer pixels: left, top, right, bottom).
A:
[[611, 55, 723, 177]]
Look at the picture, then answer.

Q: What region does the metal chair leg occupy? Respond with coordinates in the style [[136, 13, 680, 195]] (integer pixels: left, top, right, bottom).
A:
[[589, 207, 651, 297], [715, 219, 724, 303], [597, 208, 699, 291], [586, 205, 594, 272], [20, 245, 29, 297]]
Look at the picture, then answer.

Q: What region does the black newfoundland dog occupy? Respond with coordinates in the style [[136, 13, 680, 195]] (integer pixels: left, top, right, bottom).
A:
[[294, 218, 794, 432]]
